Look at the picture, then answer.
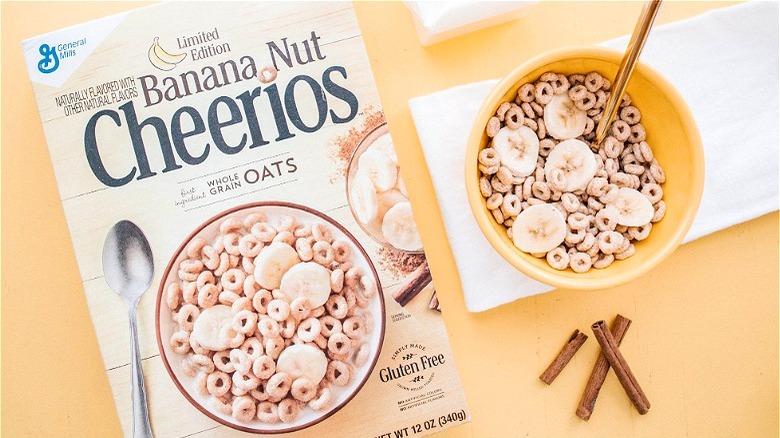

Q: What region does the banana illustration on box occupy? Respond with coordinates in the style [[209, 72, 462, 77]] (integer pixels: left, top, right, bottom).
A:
[[148, 36, 187, 71]]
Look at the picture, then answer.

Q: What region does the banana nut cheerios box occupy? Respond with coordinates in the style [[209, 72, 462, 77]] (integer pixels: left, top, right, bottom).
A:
[[22, 2, 471, 436]]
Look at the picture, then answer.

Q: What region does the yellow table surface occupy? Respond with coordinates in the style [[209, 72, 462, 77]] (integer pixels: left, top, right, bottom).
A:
[[2, 1, 778, 436]]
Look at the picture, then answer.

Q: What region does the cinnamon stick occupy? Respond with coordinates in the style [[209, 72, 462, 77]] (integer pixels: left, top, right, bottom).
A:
[[392, 259, 431, 306], [428, 290, 441, 312], [590, 320, 650, 415], [539, 329, 589, 385], [576, 314, 632, 421]]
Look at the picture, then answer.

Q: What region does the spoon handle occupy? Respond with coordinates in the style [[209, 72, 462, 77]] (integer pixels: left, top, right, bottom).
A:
[[594, 0, 663, 145], [128, 305, 154, 438]]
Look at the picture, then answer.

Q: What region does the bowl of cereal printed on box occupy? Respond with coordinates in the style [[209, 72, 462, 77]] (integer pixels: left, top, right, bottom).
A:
[[465, 47, 704, 290], [156, 201, 385, 433]]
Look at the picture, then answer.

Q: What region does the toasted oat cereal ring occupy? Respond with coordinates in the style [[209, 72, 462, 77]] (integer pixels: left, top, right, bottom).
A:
[[267, 299, 291, 322], [273, 230, 296, 246], [189, 336, 210, 356], [309, 306, 326, 319], [232, 297, 252, 316], [237, 234, 262, 258], [229, 310, 257, 336], [583, 116, 595, 135], [576, 232, 597, 252], [293, 224, 312, 239], [615, 243, 636, 260], [567, 212, 590, 231], [327, 332, 352, 357], [517, 83, 535, 103], [213, 350, 236, 373], [250, 222, 277, 242], [531, 181, 552, 201], [343, 266, 362, 289], [486, 193, 503, 211], [610, 172, 633, 188], [308, 386, 332, 412], [187, 237, 209, 260], [491, 207, 505, 224], [490, 176, 511, 193], [222, 232, 241, 256], [501, 194, 522, 217], [559, 193, 580, 213], [170, 331, 191, 355], [293, 237, 314, 262], [595, 207, 618, 232], [290, 378, 317, 403], [196, 284, 218, 308], [358, 275, 377, 301], [478, 147, 500, 168], [267, 372, 292, 399], [538, 138, 555, 158], [594, 89, 607, 109], [343, 289, 357, 310], [286, 297, 309, 322], [195, 371, 210, 396], [256, 401, 280, 423], [569, 252, 593, 273], [597, 231, 624, 254], [495, 166, 513, 187], [636, 141, 654, 163], [277, 397, 300, 423], [250, 385, 270, 402], [258, 64, 278, 83], [180, 258, 204, 275], [518, 103, 535, 121], [214, 252, 231, 277], [568, 73, 585, 85], [546, 247, 570, 271], [177, 304, 200, 331], [587, 197, 604, 213], [551, 74, 570, 94], [568, 84, 588, 102], [178, 269, 198, 282], [312, 241, 335, 267], [166, 282, 182, 311], [229, 395, 256, 424], [319, 315, 343, 338], [649, 163, 666, 184], [251, 288, 272, 314], [195, 272, 215, 291], [593, 253, 615, 269], [619, 105, 641, 125], [495, 101, 512, 121], [610, 120, 631, 142], [239, 212, 265, 230], [539, 71, 558, 83], [523, 117, 538, 132], [652, 200, 666, 223], [191, 354, 215, 374], [200, 245, 219, 271], [220, 269, 244, 292], [536, 118, 547, 139], [240, 336, 265, 360], [206, 371, 231, 397], [293, 318, 320, 343], [278, 317, 296, 339], [210, 395, 232, 416], [584, 72, 604, 92], [343, 316, 366, 340], [327, 269, 344, 294], [478, 176, 493, 198], [310, 223, 332, 244], [628, 223, 652, 241], [521, 176, 535, 200], [233, 369, 260, 392], [603, 136, 624, 159], [575, 92, 597, 111], [627, 123, 646, 144], [326, 360, 351, 386], [479, 163, 499, 175], [250, 355, 274, 381], [486, 116, 501, 137], [499, 106, 523, 131]]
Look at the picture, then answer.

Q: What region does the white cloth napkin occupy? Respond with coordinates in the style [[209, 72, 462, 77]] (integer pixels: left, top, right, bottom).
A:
[[409, 1, 780, 312]]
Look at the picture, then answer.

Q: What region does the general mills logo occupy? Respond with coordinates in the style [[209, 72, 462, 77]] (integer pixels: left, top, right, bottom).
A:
[[37, 43, 59, 74]]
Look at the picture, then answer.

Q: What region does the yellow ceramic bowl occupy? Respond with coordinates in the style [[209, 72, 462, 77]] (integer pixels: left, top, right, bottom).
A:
[[465, 47, 705, 290]]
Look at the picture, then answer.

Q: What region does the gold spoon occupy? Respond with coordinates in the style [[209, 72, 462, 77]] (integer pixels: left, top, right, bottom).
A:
[[594, 0, 663, 146]]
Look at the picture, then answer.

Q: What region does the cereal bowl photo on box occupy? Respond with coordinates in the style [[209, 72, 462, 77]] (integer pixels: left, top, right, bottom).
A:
[[155, 202, 386, 434], [466, 47, 704, 291]]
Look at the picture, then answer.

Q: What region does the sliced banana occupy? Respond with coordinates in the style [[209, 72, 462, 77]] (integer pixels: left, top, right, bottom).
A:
[[382, 201, 422, 251], [190, 305, 233, 351], [492, 126, 539, 177], [376, 189, 408, 223], [276, 344, 328, 384], [606, 187, 655, 226], [253, 242, 301, 290], [511, 204, 567, 254], [359, 147, 398, 192], [349, 169, 379, 224], [279, 261, 331, 308], [544, 138, 597, 192], [370, 133, 398, 166], [544, 94, 588, 140]]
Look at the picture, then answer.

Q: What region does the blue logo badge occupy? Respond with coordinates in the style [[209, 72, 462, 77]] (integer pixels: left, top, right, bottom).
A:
[[37, 44, 59, 74]]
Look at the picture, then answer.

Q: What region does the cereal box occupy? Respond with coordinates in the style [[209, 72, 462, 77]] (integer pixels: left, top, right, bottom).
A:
[[22, 2, 471, 436]]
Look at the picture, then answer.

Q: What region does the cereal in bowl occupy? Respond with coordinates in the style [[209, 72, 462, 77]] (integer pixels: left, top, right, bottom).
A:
[[480, 71, 666, 272], [164, 211, 378, 424]]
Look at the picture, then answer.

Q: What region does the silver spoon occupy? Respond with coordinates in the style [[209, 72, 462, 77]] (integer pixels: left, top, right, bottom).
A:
[[594, 0, 663, 146], [102, 220, 155, 438]]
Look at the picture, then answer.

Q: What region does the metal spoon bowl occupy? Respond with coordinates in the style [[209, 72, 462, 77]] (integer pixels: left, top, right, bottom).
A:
[[103, 220, 155, 438]]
